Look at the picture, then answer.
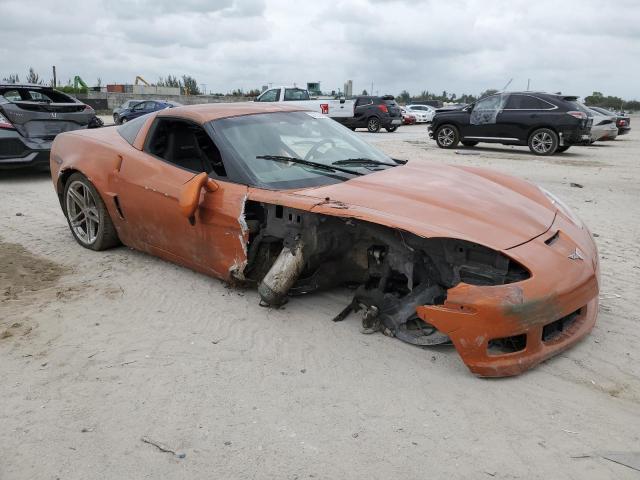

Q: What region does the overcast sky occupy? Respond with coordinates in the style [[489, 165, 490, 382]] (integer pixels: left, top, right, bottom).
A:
[[1, 0, 639, 99]]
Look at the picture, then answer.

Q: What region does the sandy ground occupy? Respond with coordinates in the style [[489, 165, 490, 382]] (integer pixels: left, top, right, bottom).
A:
[[1, 120, 639, 479]]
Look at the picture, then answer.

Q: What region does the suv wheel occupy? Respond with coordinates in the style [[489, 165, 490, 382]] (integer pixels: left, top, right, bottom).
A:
[[120, 117, 128, 124], [385, 126, 398, 133], [528, 128, 558, 155], [435, 125, 459, 148], [367, 117, 381, 133], [113, 114, 119, 124]]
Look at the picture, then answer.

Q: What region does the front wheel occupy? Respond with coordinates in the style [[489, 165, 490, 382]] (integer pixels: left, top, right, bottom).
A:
[[64, 173, 120, 251], [435, 125, 459, 149], [385, 126, 398, 133], [528, 128, 558, 155], [120, 117, 128, 124], [556, 146, 571, 153], [367, 117, 381, 133], [113, 114, 119, 124]]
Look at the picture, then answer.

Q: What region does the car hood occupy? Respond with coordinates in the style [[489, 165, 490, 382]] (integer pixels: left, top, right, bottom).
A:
[[288, 162, 556, 251]]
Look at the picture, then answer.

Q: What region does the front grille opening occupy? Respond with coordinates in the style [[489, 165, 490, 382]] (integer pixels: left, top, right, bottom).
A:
[[487, 334, 527, 356], [542, 309, 581, 343]]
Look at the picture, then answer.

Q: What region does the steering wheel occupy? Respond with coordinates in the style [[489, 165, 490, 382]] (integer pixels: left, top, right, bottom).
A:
[[305, 139, 336, 161]]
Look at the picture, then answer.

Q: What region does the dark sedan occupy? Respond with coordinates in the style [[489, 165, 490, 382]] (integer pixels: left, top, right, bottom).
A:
[[115, 100, 181, 124], [0, 83, 95, 169]]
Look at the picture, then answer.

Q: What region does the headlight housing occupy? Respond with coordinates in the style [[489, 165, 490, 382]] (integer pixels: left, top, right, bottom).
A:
[[539, 186, 583, 228]]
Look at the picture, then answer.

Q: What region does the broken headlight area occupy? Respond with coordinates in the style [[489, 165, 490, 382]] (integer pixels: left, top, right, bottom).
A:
[[242, 201, 531, 347]]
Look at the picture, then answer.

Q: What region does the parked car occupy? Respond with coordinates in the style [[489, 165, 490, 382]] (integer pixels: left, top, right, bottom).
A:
[[0, 83, 96, 169], [401, 108, 417, 125], [49, 103, 599, 377], [429, 92, 593, 155], [115, 100, 179, 124], [405, 104, 436, 123], [587, 108, 618, 142], [335, 95, 403, 132], [588, 106, 631, 135], [112, 99, 144, 124], [255, 86, 355, 120]]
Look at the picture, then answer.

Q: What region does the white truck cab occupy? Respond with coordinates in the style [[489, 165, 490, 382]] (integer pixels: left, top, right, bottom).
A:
[[255, 87, 355, 119]]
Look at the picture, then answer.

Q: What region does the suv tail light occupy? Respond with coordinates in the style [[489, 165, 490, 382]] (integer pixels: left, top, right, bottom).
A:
[[377, 104, 388, 113], [0, 112, 15, 130], [567, 111, 587, 120], [617, 119, 627, 127]]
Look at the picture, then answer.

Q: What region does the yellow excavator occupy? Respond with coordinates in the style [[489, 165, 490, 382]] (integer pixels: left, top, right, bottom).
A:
[[134, 76, 150, 86]]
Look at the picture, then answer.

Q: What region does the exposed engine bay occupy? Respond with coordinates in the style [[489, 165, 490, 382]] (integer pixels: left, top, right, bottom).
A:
[[242, 201, 531, 346]]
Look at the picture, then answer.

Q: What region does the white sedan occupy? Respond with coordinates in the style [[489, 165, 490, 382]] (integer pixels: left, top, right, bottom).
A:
[[405, 104, 436, 123]]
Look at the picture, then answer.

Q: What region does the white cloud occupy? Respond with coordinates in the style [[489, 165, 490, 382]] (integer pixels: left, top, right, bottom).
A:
[[1, 0, 638, 98]]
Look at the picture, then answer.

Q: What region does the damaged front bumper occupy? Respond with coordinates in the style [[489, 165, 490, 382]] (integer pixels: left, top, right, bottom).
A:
[[416, 215, 599, 377]]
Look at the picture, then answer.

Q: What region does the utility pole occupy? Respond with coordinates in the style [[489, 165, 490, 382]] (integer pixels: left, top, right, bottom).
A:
[[52, 66, 57, 88]]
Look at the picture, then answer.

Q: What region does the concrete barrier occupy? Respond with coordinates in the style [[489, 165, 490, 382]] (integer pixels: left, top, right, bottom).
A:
[[75, 92, 256, 111]]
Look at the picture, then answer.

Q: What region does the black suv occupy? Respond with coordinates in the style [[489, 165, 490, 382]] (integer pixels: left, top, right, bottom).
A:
[[429, 92, 593, 155], [337, 95, 403, 133]]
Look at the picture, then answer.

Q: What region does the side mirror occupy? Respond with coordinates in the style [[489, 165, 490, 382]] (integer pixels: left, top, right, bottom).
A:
[[179, 172, 218, 224]]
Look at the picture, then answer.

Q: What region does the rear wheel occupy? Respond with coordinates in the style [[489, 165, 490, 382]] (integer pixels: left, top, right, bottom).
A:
[[385, 126, 398, 132], [461, 140, 478, 147], [528, 128, 558, 155], [120, 117, 128, 124], [435, 125, 459, 149], [556, 146, 571, 153], [64, 173, 120, 251], [113, 113, 119, 124], [367, 117, 381, 133]]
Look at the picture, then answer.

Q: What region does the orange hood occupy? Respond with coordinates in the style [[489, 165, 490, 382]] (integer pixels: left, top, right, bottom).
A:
[[291, 162, 556, 251]]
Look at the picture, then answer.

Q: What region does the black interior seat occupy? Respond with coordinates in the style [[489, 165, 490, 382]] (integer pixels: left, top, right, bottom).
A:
[[165, 126, 207, 172]]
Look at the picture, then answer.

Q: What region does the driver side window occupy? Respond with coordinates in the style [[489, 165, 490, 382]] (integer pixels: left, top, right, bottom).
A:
[[144, 118, 227, 177], [258, 89, 280, 102]]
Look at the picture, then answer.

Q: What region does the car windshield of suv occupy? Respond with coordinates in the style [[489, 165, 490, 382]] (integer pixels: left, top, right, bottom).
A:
[[212, 111, 397, 189]]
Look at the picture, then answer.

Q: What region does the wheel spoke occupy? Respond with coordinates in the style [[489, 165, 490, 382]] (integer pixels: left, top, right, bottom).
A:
[[68, 188, 85, 209]]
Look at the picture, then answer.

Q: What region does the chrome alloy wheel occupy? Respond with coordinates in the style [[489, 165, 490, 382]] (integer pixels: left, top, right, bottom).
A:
[[531, 131, 554, 154], [437, 127, 455, 147], [65, 180, 100, 245]]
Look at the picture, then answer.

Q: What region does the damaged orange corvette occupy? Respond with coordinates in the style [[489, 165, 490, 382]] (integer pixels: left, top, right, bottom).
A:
[[50, 103, 599, 377]]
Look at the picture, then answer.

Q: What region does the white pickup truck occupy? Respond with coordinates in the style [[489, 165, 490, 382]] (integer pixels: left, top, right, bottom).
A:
[[254, 87, 355, 119]]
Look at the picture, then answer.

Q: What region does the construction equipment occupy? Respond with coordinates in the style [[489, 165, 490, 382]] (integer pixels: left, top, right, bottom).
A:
[[135, 76, 150, 86], [73, 76, 88, 90]]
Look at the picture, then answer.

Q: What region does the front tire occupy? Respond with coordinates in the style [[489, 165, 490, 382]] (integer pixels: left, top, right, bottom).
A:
[[113, 114, 119, 124], [385, 126, 398, 132], [64, 173, 120, 251], [435, 125, 459, 149], [120, 117, 128, 124], [367, 117, 381, 133], [528, 128, 558, 156]]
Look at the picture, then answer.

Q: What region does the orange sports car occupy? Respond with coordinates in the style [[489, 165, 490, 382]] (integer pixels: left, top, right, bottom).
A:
[[50, 103, 599, 377]]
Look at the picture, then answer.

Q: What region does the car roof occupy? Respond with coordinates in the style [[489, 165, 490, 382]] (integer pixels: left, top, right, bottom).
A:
[[155, 102, 306, 123]]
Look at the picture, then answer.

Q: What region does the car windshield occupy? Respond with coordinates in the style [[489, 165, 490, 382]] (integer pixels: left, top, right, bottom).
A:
[[211, 111, 397, 189]]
